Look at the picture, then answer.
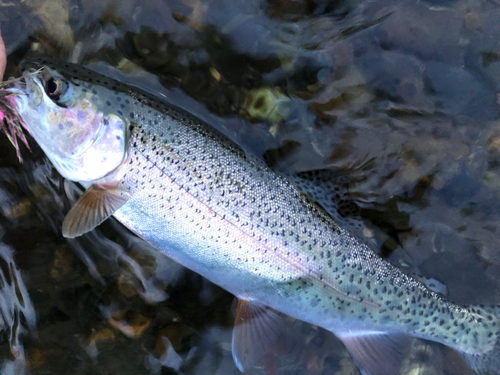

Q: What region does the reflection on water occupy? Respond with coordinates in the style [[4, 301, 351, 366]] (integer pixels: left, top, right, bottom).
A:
[[1, 0, 500, 373], [0, 243, 34, 375]]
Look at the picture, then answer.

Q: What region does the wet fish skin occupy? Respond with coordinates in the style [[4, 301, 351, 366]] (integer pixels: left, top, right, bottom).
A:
[[9, 58, 500, 374]]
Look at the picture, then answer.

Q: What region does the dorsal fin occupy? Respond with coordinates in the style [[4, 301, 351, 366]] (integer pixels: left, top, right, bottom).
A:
[[62, 184, 129, 238], [287, 170, 365, 233]]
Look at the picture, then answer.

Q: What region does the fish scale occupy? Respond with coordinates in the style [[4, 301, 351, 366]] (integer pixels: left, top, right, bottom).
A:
[[120, 81, 494, 352], [8, 58, 500, 374]]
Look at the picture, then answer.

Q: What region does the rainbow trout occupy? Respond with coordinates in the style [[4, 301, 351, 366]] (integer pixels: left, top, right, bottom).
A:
[[5, 58, 500, 374]]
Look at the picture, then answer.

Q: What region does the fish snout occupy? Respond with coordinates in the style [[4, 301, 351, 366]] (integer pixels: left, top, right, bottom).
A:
[[19, 59, 45, 74]]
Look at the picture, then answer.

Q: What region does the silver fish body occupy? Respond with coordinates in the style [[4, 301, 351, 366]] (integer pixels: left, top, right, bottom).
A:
[[9, 58, 500, 374]]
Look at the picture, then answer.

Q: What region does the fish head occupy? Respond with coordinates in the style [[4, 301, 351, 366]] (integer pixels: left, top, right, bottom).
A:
[[11, 58, 128, 182]]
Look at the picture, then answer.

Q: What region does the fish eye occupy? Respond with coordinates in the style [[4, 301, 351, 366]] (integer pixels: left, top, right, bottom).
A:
[[45, 77, 63, 100]]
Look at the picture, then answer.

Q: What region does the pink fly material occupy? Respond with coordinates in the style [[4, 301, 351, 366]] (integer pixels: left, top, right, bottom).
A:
[[0, 89, 30, 162]]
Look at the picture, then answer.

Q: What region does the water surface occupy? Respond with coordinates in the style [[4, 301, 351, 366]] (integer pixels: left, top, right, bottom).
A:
[[1, 0, 500, 374]]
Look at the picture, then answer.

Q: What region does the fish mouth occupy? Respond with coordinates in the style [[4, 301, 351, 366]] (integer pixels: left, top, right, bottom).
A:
[[20, 69, 43, 107], [0, 68, 56, 162], [0, 67, 44, 112]]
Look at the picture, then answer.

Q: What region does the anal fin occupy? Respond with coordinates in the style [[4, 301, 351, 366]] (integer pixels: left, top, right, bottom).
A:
[[232, 299, 284, 372], [62, 184, 129, 238], [337, 331, 413, 375]]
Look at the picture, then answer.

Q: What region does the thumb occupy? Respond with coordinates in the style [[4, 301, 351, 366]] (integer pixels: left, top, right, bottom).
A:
[[0, 28, 6, 81]]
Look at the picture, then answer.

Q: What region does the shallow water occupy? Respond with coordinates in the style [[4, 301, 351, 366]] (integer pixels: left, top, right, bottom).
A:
[[1, 0, 500, 374]]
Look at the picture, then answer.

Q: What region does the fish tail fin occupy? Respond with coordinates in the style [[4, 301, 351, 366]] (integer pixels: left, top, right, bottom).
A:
[[461, 305, 500, 375], [463, 345, 500, 375]]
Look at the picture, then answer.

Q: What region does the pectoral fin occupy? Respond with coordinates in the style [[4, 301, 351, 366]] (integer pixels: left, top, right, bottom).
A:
[[337, 331, 413, 375], [62, 184, 129, 238], [232, 299, 284, 372]]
